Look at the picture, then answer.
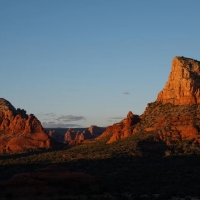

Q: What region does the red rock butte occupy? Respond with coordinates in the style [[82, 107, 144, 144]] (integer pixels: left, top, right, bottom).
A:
[[156, 56, 200, 105], [97, 56, 200, 144]]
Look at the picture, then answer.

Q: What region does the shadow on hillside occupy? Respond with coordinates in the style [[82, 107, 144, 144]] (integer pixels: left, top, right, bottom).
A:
[[0, 146, 67, 161], [1, 154, 200, 197], [138, 139, 168, 157]]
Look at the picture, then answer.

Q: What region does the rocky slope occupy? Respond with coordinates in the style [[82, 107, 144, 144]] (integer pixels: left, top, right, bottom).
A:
[[0, 98, 55, 153], [99, 56, 200, 145], [48, 125, 106, 145]]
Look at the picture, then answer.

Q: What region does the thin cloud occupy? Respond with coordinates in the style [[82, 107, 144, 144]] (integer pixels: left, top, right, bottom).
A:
[[56, 115, 86, 122], [108, 117, 124, 120], [42, 122, 81, 128], [107, 116, 125, 123], [48, 121, 55, 124], [43, 113, 56, 116], [123, 92, 130, 95]]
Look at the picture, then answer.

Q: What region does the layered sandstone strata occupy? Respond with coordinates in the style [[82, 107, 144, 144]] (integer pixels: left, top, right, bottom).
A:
[[157, 56, 200, 105]]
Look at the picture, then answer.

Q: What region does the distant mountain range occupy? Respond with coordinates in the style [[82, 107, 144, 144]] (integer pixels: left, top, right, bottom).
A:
[[46, 126, 106, 145]]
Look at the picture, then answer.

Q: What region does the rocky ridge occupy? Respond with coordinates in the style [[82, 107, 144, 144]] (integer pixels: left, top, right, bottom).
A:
[[97, 111, 140, 144], [0, 98, 55, 153]]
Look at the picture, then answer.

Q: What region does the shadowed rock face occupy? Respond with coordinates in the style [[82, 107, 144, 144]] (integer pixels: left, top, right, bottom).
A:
[[0, 98, 55, 153], [65, 126, 106, 145], [48, 126, 106, 145], [157, 56, 200, 105]]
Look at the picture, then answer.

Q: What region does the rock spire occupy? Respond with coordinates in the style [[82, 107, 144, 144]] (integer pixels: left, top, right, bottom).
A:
[[156, 56, 200, 105]]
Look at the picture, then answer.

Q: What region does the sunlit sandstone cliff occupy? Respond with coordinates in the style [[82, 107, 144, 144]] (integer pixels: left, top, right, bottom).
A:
[[99, 56, 200, 144], [97, 111, 140, 144], [0, 98, 55, 153], [157, 56, 200, 105]]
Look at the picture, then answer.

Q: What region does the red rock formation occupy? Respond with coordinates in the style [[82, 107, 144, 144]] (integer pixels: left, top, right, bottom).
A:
[[0, 98, 55, 153], [137, 102, 200, 144], [157, 56, 200, 105], [99, 57, 200, 145], [64, 129, 86, 144], [140, 57, 200, 144], [97, 111, 140, 143]]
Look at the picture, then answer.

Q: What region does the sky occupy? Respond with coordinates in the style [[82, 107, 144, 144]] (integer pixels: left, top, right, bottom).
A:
[[1, 0, 200, 128]]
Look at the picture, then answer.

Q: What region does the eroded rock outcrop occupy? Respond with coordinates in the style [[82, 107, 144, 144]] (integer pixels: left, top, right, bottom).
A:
[[157, 56, 200, 105], [140, 57, 200, 143], [97, 111, 141, 143], [0, 98, 55, 153], [134, 102, 200, 144]]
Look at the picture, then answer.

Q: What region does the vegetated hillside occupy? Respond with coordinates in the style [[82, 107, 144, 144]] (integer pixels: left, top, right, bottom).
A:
[[133, 102, 200, 151], [1, 108, 200, 199], [1, 134, 200, 199], [99, 56, 200, 148]]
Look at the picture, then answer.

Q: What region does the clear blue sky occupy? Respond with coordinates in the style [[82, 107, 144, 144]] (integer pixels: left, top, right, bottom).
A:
[[1, 0, 200, 128]]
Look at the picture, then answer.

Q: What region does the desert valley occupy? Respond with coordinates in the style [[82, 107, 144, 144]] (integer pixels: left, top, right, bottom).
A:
[[1, 56, 200, 199]]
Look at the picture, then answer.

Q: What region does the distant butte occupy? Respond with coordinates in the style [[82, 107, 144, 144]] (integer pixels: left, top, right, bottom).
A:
[[48, 125, 106, 145]]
